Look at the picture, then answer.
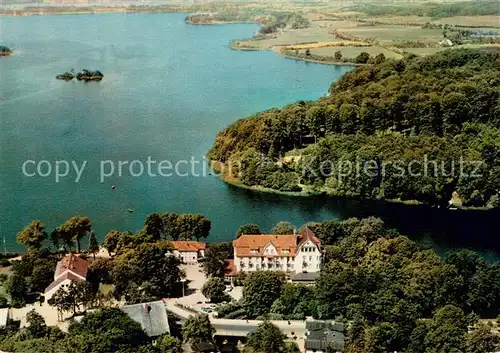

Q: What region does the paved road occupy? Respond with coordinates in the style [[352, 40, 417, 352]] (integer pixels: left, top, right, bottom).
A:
[[165, 300, 307, 338]]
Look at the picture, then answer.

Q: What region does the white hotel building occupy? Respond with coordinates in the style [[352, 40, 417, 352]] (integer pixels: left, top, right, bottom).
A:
[[232, 227, 322, 274]]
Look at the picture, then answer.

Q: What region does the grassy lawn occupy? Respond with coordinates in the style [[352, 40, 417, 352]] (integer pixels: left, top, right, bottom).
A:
[[311, 45, 402, 59], [99, 283, 114, 295]]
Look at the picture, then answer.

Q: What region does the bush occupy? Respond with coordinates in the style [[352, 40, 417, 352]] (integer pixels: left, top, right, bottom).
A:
[[0, 259, 11, 267], [355, 52, 371, 64]]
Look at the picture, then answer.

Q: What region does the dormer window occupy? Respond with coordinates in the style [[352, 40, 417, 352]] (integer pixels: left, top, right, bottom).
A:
[[283, 248, 289, 254]]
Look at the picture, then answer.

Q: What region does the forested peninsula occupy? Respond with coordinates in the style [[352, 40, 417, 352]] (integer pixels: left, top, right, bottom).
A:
[[208, 49, 500, 209]]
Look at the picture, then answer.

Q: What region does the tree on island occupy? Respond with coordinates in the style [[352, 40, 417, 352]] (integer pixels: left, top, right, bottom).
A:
[[17, 220, 48, 251], [334, 50, 343, 61], [271, 221, 296, 235], [182, 313, 215, 345], [0, 46, 12, 56], [236, 223, 261, 238]]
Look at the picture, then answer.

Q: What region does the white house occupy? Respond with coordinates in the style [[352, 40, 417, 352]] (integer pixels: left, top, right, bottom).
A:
[[232, 227, 321, 274], [170, 241, 206, 264], [44, 254, 88, 301]]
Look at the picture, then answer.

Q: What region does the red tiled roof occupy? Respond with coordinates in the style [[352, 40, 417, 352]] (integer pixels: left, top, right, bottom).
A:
[[170, 241, 206, 252], [298, 227, 321, 247], [233, 228, 321, 257], [55, 254, 88, 279], [233, 234, 298, 257], [44, 272, 85, 293]]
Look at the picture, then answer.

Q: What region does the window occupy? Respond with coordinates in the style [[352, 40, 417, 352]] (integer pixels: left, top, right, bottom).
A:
[[309, 256, 312, 261]]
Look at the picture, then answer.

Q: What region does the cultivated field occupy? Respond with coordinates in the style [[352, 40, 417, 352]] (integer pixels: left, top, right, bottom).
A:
[[232, 25, 334, 50], [310, 45, 402, 59], [340, 26, 444, 44]]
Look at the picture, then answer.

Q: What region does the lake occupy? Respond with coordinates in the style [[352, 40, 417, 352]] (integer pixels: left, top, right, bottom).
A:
[[1, 13, 498, 256]]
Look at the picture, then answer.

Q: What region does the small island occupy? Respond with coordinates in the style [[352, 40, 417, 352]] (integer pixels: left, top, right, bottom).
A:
[[55, 71, 75, 81], [56, 69, 104, 82], [0, 45, 13, 56], [76, 69, 104, 82]]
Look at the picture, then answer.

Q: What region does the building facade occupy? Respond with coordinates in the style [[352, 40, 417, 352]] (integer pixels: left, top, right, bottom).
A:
[[170, 241, 206, 264], [44, 254, 88, 301], [232, 227, 321, 274]]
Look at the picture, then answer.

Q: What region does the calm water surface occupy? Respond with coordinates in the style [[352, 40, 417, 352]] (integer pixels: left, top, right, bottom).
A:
[[1, 13, 498, 255]]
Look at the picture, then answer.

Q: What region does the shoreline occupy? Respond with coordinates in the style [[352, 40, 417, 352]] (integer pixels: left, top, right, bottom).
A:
[[212, 161, 493, 211], [279, 52, 361, 66]]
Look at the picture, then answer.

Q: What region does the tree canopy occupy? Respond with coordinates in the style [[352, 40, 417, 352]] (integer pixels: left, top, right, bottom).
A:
[[16, 220, 47, 250], [181, 313, 215, 345], [208, 49, 500, 209]]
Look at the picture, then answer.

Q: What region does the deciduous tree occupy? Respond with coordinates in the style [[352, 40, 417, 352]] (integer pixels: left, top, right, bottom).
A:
[[236, 223, 261, 238], [182, 313, 215, 345], [17, 220, 48, 251], [243, 271, 285, 318], [202, 277, 229, 304], [271, 221, 296, 235], [246, 320, 288, 353]]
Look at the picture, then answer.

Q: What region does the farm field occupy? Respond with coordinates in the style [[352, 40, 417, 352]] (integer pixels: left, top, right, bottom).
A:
[[340, 26, 444, 44], [310, 45, 402, 59], [431, 16, 500, 27], [232, 25, 334, 50]]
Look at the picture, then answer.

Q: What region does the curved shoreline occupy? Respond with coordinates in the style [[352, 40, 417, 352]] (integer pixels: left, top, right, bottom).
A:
[[212, 162, 493, 211]]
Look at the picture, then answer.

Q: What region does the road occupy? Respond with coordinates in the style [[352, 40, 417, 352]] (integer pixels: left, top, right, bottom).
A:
[[165, 300, 307, 338]]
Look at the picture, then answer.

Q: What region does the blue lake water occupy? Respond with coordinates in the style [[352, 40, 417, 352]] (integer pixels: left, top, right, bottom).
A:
[[1, 13, 498, 256]]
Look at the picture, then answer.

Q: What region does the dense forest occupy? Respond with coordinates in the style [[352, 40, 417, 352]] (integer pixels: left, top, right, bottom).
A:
[[349, 1, 500, 18], [208, 49, 500, 208], [215, 217, 500, 352]]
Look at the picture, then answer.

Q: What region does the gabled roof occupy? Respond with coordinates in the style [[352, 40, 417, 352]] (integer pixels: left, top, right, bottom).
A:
[[233, 234, 298, 257], [298, 227, 321, 248], [44, 272, 85, 293], [120, 301, 170, 337], [233, 227, 320, 257], [55, 254, 88, 279], [170, 241, 206, 252]]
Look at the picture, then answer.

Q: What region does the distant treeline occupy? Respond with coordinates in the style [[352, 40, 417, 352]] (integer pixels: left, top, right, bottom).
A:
[[349, 1, 500, 18]]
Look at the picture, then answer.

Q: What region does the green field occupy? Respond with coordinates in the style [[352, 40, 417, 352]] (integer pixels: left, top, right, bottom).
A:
[[233, 25, 333, 50], [310, 45, 402, 59], [341, 26, 444, 44]]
